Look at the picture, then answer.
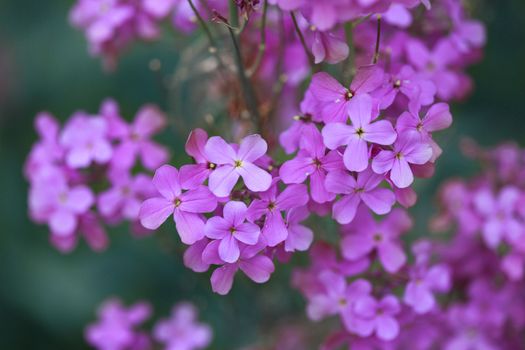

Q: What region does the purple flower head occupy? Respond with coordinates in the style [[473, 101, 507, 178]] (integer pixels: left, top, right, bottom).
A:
[[60, 113, 113, 168], [322, 94, 397, 172], [397, 103, 452, 161], [205, 134, 272, 197], [406, 39, 462, 100], [139, 165, 217, 244], [375, 64, 436, 110], [404, 264, 451, 314], [341, 207, 410, 273], [153, 302, 212, 350], [98, 171, 155, 222], [205, 241, 275, 295], [372, 131, 433, 188], [310, 66, 384, 123], [85, 298, 152, 350], [473, 186, 521, 249], [179, 128, 215, 189], [279, 90, 323, 154], [312, 31, 349, 64], [284, 206, 314, 252], [353, 294, 401, 341], [30, 175, 94, 237], [325, 168, 396, 224], [247, 181, 309, 247], [25, 112, 64, 181], [280, 128, 343, 203], [104, 101, 169, 171], [205, 201, 261, 263], [306, 270, 371, 322]]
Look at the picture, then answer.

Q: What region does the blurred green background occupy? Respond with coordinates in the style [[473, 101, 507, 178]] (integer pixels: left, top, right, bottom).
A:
[[1, 1, 525, 349]]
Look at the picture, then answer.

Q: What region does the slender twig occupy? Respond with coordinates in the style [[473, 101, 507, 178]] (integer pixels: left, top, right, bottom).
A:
[[290, 11, 315, 69], [187, 0, 226, 70], [227, 25, 262, 131], [372, 15, 382, 64], [342, 21, 356, 84], [247, 0, 268, 77], [229, 0, 239, 30]]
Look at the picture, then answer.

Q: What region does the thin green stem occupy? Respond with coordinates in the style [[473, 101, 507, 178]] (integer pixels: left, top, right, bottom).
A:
[[229, 0, 240, 30], [227, 26, 262, 132], [373, 15, 382, 64], [247, 0, 268, 77], [187, 0, 226, 70], [343, 21, 356, 84], [290, 11, 315, 69]]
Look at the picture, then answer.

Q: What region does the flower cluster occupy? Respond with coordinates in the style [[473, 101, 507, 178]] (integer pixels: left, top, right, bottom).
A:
[[86, 298, 212, 350], [69, 0, 226, 68], [25, 100, 169, 252]]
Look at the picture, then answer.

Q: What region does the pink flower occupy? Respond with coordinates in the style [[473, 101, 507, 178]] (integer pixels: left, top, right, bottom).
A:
[[312, 31, 349, 64], [280, 128, 343, 203], [85, 298, 152, 350], [179, 128, 215, 189], [406, 39, 462, 100], [309, 66, 384, 123], [247, 182, 309, 247], [341, 207, 410, 273], [153, 302, 212, 350], [397, 103, 452, 161], [31, 177, 94, 237], [98, 171, 155, 222], [306, 270, 371, 324], [353, 294, 401, 341], [205, 134, 272, 197], [104, 101, 169, 171], [404, 264, 451, 314], [372, 131, 433, 188], [284, 206, 314, 252], [205, 242, 275, 295], [205, 201, 261, 263], [325, 169, 395, 224], [60, 113, 113, 168], [473, 186, 522, 249], [322, 94, 397, 172], [139, 165, 217, 244]]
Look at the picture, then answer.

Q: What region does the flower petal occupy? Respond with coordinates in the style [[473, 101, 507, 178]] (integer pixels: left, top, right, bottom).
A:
[[139, 197, 174, 230]]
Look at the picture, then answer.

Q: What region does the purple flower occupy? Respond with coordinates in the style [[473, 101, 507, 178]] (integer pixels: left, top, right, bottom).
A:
[[205, 134, 272, 197], [31, 177, 94, 237], [372, 131, 433, 188], [279, 90, 322, 154], [179, 128, 215, 189], [404, 264, 451, 314], [153, 302, 212, 350], [325, 169, 396, 224], [473, 186, 521, 249], [85, 298, 152, 350], [60, 113, 113, 168], [312, 31, 349, 64], [205, 241, 275, 295], [397, 103, 452, 160], [98, 171, 155, 222], [104, 101, 169, 171], [284, 206, 314, 252], [139, 165, 217, 244], [205, 201, 261, 263], [322, 94, 397, 172], [309, 66, 384, 123], [341, 207, 410, 273], [406, 38, 462, 100], [280, 128, 343, 203], [353, 294, 401, 341], [306, 270, 371, 323], [247, 182, 309, 247]]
